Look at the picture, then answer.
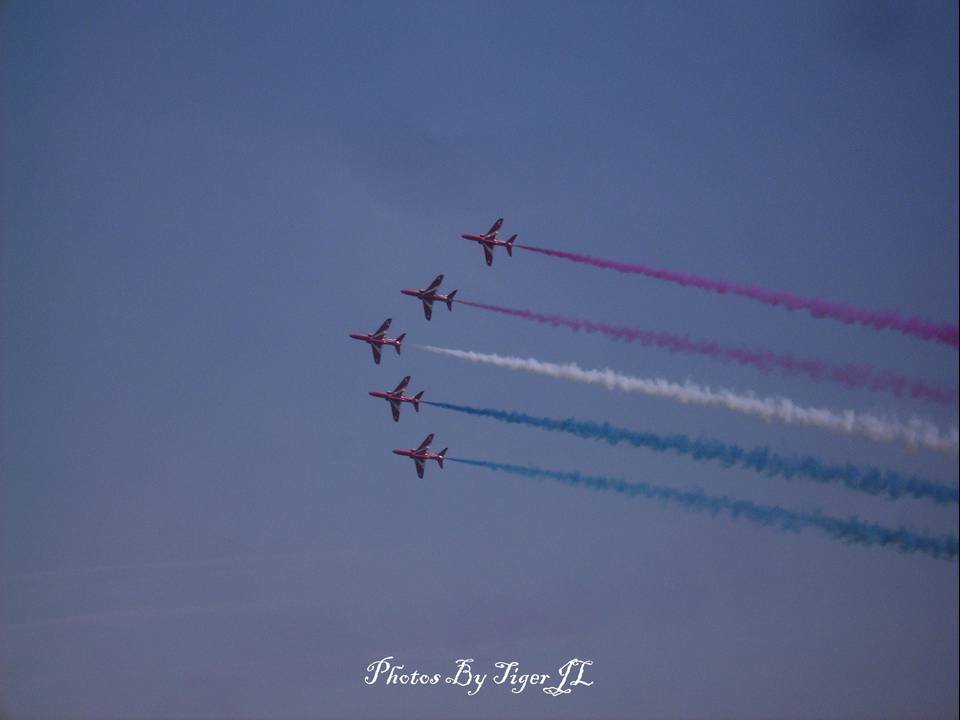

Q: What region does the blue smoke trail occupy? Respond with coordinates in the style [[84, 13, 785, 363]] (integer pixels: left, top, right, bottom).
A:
[[449, 458, 959, 561], [424, 401, 958, 505]]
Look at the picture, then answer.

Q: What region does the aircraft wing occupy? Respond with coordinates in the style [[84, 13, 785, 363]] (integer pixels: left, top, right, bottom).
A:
[[416, 433, 434, 452], [486, 218, 503, 236], [371, 344, 382, 364], [415, 458, 425, 479], [392, 376, 411, 394], [423, 274, 443, 293], [390, 400, 401, 422], [422, 299, 433, 320], [482, 243, 494, 266], [372, 318, 392, 338]]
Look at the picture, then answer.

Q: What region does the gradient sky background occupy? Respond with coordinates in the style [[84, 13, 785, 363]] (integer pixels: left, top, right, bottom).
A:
[[1, 2, 958, 718]]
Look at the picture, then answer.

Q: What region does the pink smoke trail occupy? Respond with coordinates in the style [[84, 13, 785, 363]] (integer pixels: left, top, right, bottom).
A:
[[515, 244, 959, 349], [456, 300, 957, 404]]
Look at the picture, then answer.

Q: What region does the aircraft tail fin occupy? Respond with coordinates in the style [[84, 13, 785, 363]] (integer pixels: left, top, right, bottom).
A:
[[395, 334, 406, 354], [437, 448, 447, 468], [445, 290, 457, 311], [413, 391, 423, 412], [506, 234, 516, 256]]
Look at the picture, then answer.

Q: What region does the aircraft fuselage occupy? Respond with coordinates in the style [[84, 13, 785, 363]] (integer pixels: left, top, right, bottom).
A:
[[461, 233, 507, 246], [350, 333, 400, 347], [369, 390, 416, 403], [392, 449, 442, 462], [400, 288, 453, 302]]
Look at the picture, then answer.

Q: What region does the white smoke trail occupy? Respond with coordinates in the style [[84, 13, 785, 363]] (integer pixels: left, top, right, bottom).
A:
[[419, 346, 959, 455]]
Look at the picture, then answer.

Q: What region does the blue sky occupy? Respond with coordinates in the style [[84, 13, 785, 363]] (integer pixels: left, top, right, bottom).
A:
[[1, 2, 957, 718]]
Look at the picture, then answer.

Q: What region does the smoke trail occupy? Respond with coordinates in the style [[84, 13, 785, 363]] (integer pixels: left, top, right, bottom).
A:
[[450, 458, 958, 560], [419, 346, 960, 455], [456, 300, 956, 405], [424, 401, 959, 505], [515, 244, 960, 349]]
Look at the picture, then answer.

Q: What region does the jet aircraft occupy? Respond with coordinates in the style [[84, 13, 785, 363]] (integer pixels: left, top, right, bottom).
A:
[[392, 433, 447, 478], [369, 375, 424, 422], [349, 318, 405, 365], [461, 218, 517, 266], [400, 274, 458, 320]]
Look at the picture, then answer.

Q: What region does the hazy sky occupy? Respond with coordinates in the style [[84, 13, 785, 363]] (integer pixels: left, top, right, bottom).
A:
[[2, 2, 957, 718]]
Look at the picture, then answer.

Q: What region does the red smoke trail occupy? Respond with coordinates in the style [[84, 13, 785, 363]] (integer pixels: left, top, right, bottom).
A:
[[456, 299, 957, 404], [515, 244, 959, 349]]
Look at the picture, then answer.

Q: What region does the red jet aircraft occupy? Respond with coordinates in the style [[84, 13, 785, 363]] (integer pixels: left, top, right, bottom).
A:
[[349, 318, 405, 365], [461, 218, 517, 266], [369, 375, 424, 422], [393, 433, 447, 478], [400, 274, 458, 320]]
